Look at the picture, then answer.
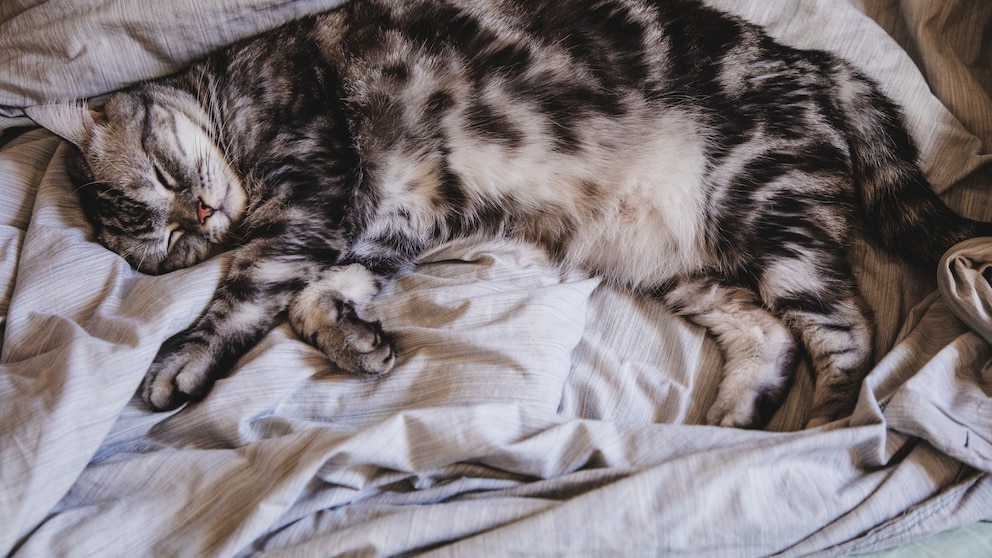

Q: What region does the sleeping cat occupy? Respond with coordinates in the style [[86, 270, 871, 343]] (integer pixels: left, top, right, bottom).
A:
[[26, 0, 992, 428]]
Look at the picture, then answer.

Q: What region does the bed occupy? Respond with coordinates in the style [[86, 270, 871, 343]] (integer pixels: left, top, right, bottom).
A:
[[2, 0, 992, 555]]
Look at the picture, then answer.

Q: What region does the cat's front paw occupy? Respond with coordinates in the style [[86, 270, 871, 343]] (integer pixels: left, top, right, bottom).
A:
[[328, 315, 397, 376], [289, 298, 396, 377], [141, 338, 216, 411], [292, 302, 397, 376], [707, 379, 791, 429], [289, 264, 396, 377]]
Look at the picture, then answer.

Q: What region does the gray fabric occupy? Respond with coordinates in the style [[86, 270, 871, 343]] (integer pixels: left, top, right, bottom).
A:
[[0, 0, 348, 126], [2, 0, 992, 556], [940, 238, 992, 346]]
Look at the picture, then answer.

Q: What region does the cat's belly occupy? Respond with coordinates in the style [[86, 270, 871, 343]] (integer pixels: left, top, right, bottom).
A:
[[568, 202, 710, 289], [452, 110, 714, 287], [564, 152, 713, 289], [361, 105, 713, 285], [543, 119, 714, 289]]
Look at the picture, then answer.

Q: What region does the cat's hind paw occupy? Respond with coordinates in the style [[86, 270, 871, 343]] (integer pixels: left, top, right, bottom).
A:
[[705, 384, 784, 429], [705, 341, 797, 429]]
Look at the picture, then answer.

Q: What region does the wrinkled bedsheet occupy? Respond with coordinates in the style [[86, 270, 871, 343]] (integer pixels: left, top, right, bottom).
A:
[[2, 0, 992, 556]]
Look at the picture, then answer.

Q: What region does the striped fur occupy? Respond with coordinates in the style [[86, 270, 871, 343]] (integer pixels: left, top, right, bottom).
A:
[[29, 0, 992, 427]]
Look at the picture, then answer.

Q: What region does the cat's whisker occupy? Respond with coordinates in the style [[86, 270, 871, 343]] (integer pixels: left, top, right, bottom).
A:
[[71, 180, 105, 195]]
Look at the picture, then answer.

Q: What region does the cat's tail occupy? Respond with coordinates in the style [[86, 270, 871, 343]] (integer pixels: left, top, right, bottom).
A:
[[834, 64, 992, 265]]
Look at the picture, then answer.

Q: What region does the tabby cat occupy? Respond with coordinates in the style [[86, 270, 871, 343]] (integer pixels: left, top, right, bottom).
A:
[[26, 0, 992, 428]]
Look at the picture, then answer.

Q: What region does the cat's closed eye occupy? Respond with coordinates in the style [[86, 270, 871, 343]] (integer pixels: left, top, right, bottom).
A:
[[154, 163, 181, 192]]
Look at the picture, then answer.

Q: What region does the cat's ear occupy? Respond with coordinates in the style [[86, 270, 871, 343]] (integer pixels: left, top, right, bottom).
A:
[[24, 103, 101, 148]]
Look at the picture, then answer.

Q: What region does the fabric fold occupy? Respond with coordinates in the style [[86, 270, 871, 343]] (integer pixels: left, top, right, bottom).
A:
[[939, 237, 992, 346]]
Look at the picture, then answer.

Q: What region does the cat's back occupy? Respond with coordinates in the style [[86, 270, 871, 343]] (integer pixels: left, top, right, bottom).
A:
[[310, 0, 811, 188], [319, 0, 717, 93]]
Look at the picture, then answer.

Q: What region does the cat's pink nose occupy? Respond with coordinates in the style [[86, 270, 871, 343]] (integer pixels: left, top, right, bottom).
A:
[[197, 200, 215, 224]]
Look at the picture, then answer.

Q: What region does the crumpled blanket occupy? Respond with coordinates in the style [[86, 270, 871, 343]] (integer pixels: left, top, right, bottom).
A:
[[941, 238, 992, 347]]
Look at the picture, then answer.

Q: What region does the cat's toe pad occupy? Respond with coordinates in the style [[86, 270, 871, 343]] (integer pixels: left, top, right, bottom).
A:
[[143, 371, 184, 411]]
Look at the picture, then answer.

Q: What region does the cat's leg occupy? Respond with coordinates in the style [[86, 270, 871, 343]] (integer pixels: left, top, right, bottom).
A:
[[659, 276, 799, 429], [757, 256, 874, 428], [287, 263, 396, 376], [141, 244, 323, 411]]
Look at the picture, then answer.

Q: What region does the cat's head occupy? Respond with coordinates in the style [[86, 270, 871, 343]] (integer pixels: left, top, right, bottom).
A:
[[26, 85, 248, 274]]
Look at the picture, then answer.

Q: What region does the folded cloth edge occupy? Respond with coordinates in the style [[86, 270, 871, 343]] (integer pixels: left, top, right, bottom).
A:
[[938, 237, 992, 346]]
